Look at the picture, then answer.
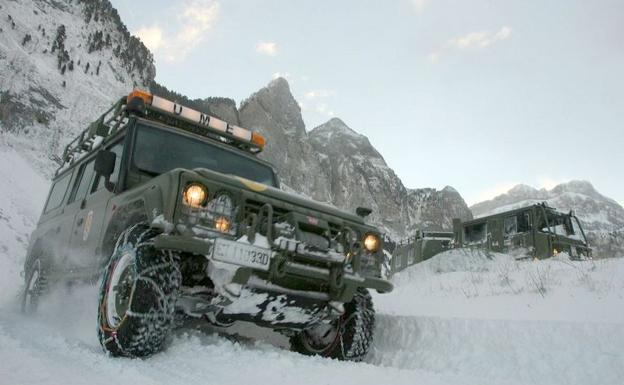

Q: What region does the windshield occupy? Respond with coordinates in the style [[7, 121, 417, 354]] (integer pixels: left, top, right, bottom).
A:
[[133, 124, 277, 187], [538, 211, 585, 241]]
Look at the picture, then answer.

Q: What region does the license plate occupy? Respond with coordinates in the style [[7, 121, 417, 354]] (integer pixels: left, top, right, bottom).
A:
[[211, 238, 272, 271]]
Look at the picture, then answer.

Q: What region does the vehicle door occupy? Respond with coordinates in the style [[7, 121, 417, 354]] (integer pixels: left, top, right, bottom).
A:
[[65, 156, 98, 271], [32, 170, 76, 268], [69, 140, 125, 272]]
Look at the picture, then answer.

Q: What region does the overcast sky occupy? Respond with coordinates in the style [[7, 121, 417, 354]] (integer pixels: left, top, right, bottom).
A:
[[110, 0, 623, 206]]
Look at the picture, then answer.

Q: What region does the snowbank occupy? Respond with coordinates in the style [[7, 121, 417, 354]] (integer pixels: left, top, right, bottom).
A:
[[0, 145, 48, 305], [375, 248, 624, 323]]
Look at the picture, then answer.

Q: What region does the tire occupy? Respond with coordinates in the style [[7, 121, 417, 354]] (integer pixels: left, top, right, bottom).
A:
[[290, 288, 375, 362], [97, 224, 181, 357], [21, 256, 49, 314]]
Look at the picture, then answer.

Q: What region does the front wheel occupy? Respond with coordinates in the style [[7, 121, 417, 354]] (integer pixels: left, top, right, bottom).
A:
[[97, 224, 181, 357], [21, 257, 48, 314], [290, 288, 375, 362]]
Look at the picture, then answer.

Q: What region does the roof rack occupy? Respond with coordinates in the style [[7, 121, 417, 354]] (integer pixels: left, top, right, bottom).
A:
[[55, 99, 128, 175], [55, 90, 266, 176]]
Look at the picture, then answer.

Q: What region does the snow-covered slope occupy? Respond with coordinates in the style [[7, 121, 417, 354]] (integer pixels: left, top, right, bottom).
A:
[[471, 181, 624, 257], [0, 0, 154, 175], [0, 142, 48, 297]]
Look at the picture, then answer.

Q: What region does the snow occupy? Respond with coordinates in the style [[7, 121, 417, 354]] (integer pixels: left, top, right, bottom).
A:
[[1, 146, 623, 385]]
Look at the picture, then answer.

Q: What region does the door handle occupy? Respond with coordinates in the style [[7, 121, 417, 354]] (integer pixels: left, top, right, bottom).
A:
[[77, 218, 84, 226], [80, 199, 87, 210]]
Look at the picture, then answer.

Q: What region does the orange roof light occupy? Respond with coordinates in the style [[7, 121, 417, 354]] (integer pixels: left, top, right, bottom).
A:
[[127, 89, 153, 106], [251, 132, 266, 149]]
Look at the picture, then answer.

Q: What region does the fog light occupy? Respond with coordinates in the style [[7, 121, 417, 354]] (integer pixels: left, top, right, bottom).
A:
[[363, 234, 380, 252], [215, 216, 231, 233], [183, 183, 208, 208]]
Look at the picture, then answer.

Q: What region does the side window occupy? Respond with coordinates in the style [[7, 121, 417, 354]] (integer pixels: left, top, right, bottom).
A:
[[464, 223, 487, 243], [68, 159, 96, 204], [44, 172, 72, 213], [517, 212, 531, 232], [96, 141, 124, 191], [504, 216, 518, 237]]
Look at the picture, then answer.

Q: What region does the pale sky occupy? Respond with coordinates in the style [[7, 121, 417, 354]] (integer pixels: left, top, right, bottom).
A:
[[110, 0, 624, 206]]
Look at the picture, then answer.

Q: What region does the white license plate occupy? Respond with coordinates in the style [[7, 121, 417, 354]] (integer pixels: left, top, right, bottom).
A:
[[211, 239, 272, 271]]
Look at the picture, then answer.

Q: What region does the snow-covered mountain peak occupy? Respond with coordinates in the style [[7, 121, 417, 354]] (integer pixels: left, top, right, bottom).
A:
[[240, 76, 305, 138], [507, 184, 540, 196], [310, 118, 384, 163]]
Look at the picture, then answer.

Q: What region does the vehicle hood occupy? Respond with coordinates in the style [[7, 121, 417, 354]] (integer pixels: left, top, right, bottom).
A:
[[191, 168, 366, 225]]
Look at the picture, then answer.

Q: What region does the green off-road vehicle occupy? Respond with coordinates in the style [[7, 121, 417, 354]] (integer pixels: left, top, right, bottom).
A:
[[22, 90, 392, 360]]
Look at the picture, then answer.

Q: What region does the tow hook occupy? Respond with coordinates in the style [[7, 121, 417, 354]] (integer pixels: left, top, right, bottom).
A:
[[269, 253, 288, 279], [329, 267, 345, 294]]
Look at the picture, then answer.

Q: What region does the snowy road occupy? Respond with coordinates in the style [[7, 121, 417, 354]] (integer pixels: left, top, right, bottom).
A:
[[1, 146, 623, 385]]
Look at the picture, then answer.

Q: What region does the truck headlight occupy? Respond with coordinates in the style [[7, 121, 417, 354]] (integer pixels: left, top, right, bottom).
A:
[[183, 183, 208, 208], [215, 216, 231, 233], [363, 233, 380, 252]]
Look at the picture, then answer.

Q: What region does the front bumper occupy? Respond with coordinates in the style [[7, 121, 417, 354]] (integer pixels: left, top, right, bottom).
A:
[[153, 234, 393, 301]]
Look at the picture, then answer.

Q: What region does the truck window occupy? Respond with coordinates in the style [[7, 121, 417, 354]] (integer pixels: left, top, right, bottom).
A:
[[133, 124, 278, 187], [464, 222, 487, 243], [518, 212, 531, 232], [44, 172, 72, 213], [68, 159, 96, 204], [95, 141, 124, 191], [504, 216, 518, 236]]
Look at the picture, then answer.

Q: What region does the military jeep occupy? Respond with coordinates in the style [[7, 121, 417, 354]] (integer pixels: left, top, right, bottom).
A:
[[22, 90, 392, 360]]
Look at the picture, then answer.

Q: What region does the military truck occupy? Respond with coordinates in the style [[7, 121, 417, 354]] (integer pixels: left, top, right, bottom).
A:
[[390, 230, 453, 275], [452, 203, 592, 259], [21, 90, 392, 361]]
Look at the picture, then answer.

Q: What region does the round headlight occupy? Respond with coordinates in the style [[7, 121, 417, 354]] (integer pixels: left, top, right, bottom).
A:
[[215, 216, 231, 233], [363, 233, 380, 252], [183, 183, 208, 208]]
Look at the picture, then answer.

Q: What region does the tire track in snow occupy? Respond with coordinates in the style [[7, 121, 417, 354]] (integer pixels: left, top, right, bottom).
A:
[[369, 313, 624, 385]]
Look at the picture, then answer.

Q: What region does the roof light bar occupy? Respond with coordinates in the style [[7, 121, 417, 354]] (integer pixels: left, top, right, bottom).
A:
[[126, 89, 265, 152]]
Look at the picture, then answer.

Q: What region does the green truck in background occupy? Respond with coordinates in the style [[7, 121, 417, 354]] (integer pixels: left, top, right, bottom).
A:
[[388, 230, 453, 275], [21, 90, 392, 361], [453, 203, 592, 259], [386, 202, 592, 276]]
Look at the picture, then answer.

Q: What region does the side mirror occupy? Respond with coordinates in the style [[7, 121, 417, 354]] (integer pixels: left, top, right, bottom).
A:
[[356, 207, 372, 218], [95, 150, 116, 191]]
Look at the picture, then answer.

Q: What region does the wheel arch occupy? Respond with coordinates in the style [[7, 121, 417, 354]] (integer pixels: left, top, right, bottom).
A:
[[99, 199, 149, 267]]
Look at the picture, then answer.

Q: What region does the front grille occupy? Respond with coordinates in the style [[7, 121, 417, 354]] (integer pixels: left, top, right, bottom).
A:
[[242, 199, 350, 252]]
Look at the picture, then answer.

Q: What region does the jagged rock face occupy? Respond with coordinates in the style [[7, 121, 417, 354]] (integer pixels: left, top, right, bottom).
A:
[[238, 78, 331, 202], [236, 79, 472, 239], [308, 118, 472, 239], [309, 118, 409, 236], [406, 186, 473, 233], [471, 181, 624, 258], [0, 0, 154, 174]]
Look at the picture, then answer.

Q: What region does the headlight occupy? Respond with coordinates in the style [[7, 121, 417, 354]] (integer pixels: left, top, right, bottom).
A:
[[183, 183, 208, 208], [363, 233, 380, 252], [215, 216, 231, 233]]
